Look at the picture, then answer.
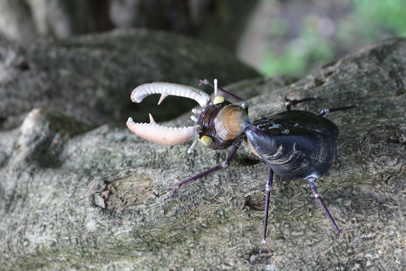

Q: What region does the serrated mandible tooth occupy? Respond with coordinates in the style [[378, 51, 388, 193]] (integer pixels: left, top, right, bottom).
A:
[[127, 117, 135, 124], [149, 114, 156, 123], [157, 93, 168, 105]]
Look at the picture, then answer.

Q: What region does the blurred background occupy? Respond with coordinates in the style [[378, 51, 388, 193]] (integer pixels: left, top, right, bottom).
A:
[[1, 0, 405, 77]]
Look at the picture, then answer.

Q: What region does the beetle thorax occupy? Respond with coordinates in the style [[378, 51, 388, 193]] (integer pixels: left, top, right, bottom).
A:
[[214, 105, 250, 140], [197, 103, 250, 150]]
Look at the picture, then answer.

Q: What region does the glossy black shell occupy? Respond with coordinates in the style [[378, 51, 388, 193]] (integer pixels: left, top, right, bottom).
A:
[[245, 111, 339, 180]]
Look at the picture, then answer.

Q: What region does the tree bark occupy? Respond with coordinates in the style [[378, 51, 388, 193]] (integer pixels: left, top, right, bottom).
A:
[[0, 35, 405, 270]]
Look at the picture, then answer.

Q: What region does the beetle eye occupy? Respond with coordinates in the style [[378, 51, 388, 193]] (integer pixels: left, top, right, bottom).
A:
[[213, 96, 225, 104], [200, 135, 213, 146]]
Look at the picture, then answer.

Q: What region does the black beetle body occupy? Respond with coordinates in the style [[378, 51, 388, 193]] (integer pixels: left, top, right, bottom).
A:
[[246, 111, 338, 180]]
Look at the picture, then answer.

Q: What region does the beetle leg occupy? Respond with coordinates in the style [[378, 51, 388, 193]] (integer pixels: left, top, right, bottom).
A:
[[308, 178, 346, 238], [285, 96, 324, 111], [259, 167, 273, 254], [318, 104, 360, 117], [165, 139, 243, 198]]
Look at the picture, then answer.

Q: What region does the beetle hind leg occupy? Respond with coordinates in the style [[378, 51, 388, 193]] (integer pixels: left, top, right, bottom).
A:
[[307, 178, 346, 238], [285, 96, 324, 111], [259, 168, 274, 254], [318, 104, 360, 117]]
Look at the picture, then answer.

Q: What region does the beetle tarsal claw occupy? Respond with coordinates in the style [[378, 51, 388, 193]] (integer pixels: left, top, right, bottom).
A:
[[126, 117, 200, 146]]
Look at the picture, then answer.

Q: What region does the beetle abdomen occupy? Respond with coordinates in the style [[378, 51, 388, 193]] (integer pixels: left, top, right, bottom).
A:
[[246, 111, 338, 180]]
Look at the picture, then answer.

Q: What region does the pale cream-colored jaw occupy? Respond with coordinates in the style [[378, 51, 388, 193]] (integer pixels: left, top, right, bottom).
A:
[[127, 82, 210, 146], [131, 82, 210, 107], [126, 117, 200, 146]]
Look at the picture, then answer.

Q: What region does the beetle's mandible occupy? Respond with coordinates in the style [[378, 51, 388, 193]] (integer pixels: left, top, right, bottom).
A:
[[126, 79, 358, 254]]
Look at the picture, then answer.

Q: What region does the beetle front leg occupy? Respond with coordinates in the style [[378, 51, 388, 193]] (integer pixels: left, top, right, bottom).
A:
[[308, 177, 346, 238], [165, 139, 242, 198], [259, 167, 273, 254]]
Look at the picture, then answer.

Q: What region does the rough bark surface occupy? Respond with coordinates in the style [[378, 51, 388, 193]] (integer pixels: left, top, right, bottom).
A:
[[0, 36, 405, 270]]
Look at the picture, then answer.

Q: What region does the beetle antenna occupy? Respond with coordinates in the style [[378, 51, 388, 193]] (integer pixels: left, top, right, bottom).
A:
[[200, 79, 249, 111]]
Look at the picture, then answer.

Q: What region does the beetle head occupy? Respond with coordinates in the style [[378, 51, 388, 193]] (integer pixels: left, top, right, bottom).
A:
[[197, 101, 250, 150], [127, 82, 210, 146], [127, 81, 250, 151]]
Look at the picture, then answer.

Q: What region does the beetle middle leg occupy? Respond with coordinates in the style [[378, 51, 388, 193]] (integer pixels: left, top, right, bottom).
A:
[[259, 167, 274, 254], [307, 177, 346, 238], [165, 139, 243, 198]]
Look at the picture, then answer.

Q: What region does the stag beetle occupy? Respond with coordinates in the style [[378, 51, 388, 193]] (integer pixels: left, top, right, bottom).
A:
[[126, 79, 358, 254]]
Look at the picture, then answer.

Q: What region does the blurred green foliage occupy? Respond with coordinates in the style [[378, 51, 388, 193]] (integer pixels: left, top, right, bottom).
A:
[[260, 0, 406, 77], [351, 0, 406, 39]]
